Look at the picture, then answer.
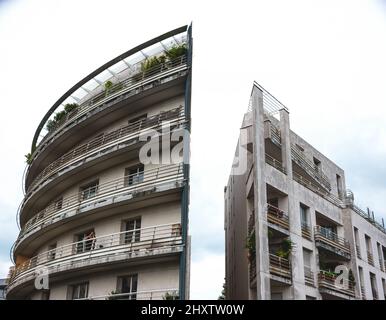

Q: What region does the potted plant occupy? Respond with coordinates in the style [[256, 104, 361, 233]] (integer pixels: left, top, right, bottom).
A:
[[275, 238, 293, 259], [163, 291, 179, 300]]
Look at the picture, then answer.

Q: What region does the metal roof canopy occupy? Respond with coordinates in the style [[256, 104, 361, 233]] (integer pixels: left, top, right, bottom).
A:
[[31, 25, 188, 152]]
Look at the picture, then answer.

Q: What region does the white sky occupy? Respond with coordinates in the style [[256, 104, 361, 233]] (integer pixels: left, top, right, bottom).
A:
[[0, 0, 386, 299]]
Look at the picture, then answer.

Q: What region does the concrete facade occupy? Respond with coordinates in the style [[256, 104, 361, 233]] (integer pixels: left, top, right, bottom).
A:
[[7, 26, 193, 300], [224, 82, 386, 300]]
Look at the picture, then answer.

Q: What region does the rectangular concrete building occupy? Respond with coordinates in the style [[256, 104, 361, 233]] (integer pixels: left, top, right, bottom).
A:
[[224, 82, 386, 300]]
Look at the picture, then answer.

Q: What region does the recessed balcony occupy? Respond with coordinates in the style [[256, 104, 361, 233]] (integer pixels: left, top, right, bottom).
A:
[[8, 223, 182, 296], [28, 50, 189, 175], [314, 226, 351, 260], [318, 270, 355, 299], [15, 164, 184, 255], [269, 253, 291, 284], [20, 107, 186, 222], [265, 154, 286, 174], [267, 204, 289, 233]]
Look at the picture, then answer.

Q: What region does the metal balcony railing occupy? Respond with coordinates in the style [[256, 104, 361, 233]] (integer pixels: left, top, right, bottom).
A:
[[318, 270, 355, 297], [9, 223, 182, 288], [314, 226, 351, 259], [301, 222, 312, 240], [25, 106, 185, 196], [270, 124, 281, 146], [31, 54, 188, 163], [265, 154, 286, 174], [304, 266, 315, 287], [269, 254, 291, 280], [367, 251, 374, 266], [267, 204, 289, 231], [16, 164, 183, 248], [291, 145, 331, 191], [293, 171, 343, 208], [78, 288, 179, 300], [344, 197, 386, 235]]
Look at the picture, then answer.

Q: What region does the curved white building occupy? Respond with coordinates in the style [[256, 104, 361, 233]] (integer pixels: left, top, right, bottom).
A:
[[7, 25, 193, 300]]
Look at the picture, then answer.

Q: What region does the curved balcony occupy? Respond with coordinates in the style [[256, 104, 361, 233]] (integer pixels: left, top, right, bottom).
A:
[[14, 163, 184, 256], [20, 107, 185, 223], [27, 54, 188, 184], [79, 289, 179, 300], [7, 223, 183, 296]]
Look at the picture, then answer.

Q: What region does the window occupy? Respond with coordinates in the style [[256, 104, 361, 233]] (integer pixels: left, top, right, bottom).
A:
[[336, 174, 342, 199], [300, 203, 309, 227], [125, 165, 144, 186], [47, 243, 57, 261], [124, 218, 141, 244], [370, 273, 378, 300], [69, 282, 89, 300], [117, 274, 138, 300], [75, 229, 95, 253], [354, 227, 361, 258], [80, 180, 99, 200]]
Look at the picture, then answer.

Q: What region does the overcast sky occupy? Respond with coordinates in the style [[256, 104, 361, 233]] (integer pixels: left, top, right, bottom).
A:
[[0, 0, 386, 299]]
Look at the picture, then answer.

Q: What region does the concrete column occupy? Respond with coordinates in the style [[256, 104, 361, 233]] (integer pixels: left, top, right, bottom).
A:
[[251, 85, 270, 300], [279, 109, 305, 299]]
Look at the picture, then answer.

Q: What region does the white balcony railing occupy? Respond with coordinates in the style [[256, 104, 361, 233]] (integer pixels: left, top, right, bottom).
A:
[[8, 223, 182, 291], [78, 288, 179, 300], [26, 106, 185, 196], [16, 164, 184, 250]]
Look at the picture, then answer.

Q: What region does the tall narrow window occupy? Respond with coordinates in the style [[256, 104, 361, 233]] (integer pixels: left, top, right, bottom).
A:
[[300, 204, 309, 226], [358, 266, 365, 299], [365, 235, 374, 266], [336, 174, 343, 199], [125, 165, 144, 186], [370, 273, 378, 300], [118, 274, 138, 300], [354, 227, 361, 259], [124, 218, 141, 244], [80, 180, 99, 200], [69, 282, 89, 300]]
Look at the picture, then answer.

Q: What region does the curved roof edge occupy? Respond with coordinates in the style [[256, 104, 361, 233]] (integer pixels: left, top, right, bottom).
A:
[[31, 25, 188, 152]]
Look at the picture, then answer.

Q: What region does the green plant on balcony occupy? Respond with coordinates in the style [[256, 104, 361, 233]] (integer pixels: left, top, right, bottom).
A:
[[348, 269, 356, 287], [45, 103, 79, 132], [163, 291, 179, 300], [245, 232, 256, 261], [275, 238, 293, 259], [164, 44, 187, 61], [24, 145, 36, 165], [63, 103, 78, 114]]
